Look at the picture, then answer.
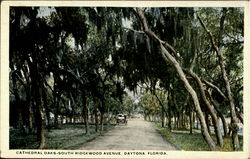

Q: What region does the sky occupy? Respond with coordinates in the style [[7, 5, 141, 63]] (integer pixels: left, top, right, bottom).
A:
[[37, 6, 55, 18]]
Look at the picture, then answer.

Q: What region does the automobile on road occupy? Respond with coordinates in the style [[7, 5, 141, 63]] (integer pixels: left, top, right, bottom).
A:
[[116, 114, 127, 125]]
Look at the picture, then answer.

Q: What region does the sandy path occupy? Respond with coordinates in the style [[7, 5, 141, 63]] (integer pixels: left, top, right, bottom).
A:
[[78, 118, 178, 150]]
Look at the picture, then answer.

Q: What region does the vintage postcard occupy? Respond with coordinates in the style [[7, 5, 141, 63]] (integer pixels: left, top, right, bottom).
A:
[[1, 0, 249, 158]]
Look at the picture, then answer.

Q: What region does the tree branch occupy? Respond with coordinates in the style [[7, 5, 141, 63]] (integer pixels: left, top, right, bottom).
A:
[[144, 81, 168, 115], [135, 8, 180, 60], [123, 27, 144, 34], [197, 13, 220, 54], [218, 8, 227, 47], [201, 78, 228, 101]]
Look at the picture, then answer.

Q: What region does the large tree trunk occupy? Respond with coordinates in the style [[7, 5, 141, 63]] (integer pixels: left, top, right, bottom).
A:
[[11, 71, 24, 129], [53, 95, 58, 125], [42, 89, 51, 132], [37, 88, 46, 149], [100, 112, 104, 131], [135, 8, 217, 151], [152, 91, 168, 127], [28, 53, 46, 149], [196, 115, 199, 129], [33, 75, 46, 149], [22, 64, 35, 134], [237, 114, 243, 124], [168, 103, 172, 131], [53, 73, 62, 126], [189, 71, 223, 147], [161, 109, 165, 128], [189, 109, 193, 134], [69, 99, 75, 125], [53, 89, 61, 127], [205, 112, 211, 135], [95, 99, 99, 132], [83, 109, 89, 135], [202, 79, 231, 136], [99, 100, 105, 131], [208, 93, 228, 137], [182, 113, 185, 129], [198, 13, 239, 150], [168, 114, 172, 132], [219, 112, 228, 137], [82, 91, 90, 135], [27, 85, 35, 134], [53, 94, 60, 126], [177, 113, 179, 129], [69, 92, 76, 126], [28, 99, 34, 133], [192, 112, 196, 129]]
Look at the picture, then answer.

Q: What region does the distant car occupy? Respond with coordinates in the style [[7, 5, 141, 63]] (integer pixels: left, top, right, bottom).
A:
[[116, 114, 127, 125]]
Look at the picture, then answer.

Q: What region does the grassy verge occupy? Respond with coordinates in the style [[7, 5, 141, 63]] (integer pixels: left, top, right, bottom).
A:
[[10, 124, 115, 149], [153, 122, 243, 151]]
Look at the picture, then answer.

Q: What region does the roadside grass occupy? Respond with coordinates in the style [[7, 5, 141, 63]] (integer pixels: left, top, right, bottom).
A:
[[10, 124, 115, 149], [153, 122, 243, 151]]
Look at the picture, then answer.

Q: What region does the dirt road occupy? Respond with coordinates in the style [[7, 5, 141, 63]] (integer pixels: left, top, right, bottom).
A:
[[78, 118, 178, 150]]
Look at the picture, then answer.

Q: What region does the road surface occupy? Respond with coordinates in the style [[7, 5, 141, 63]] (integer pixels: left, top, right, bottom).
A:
[[78, 118, 178, 150]]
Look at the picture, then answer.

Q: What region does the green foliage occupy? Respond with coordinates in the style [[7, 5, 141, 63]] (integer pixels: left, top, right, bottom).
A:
[[140, 91, 163, 117], [153, 123, 243, 151], [10, 124, 115, 149]]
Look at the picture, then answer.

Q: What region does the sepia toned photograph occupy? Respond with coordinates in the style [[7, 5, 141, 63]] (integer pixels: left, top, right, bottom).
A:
[[1, 1, 250, 159]]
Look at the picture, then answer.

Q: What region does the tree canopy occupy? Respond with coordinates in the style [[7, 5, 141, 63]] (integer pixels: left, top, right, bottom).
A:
[[9, 6, 243, 151]]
